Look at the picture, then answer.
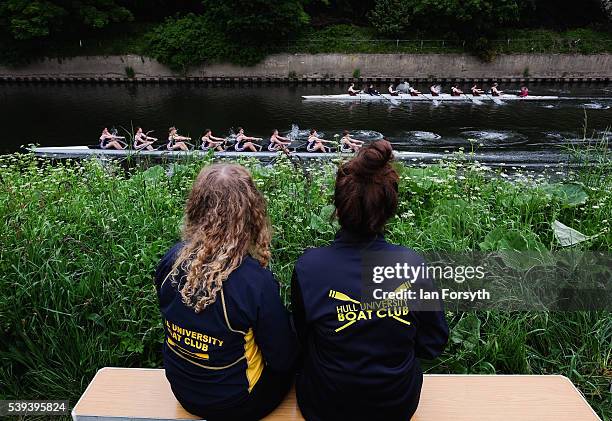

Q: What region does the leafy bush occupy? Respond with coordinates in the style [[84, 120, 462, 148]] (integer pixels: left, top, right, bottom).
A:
[[144, 14, 267, 71], [124, 66, 135, 78], [0, 153, 611, 418]]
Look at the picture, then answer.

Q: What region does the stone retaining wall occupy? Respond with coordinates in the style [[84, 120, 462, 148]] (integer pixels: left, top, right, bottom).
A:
[[0, 53, 610, 83]]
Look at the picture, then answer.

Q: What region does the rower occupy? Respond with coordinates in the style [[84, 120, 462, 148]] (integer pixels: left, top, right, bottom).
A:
[[451, 85, 463, 96], [268, 129, 292, 153], [519, 86, 529, 98], [99, 127, 125, 150], [471, 84, 484, 96], [307, 129, 334, 153], [134, 127, 156, 151], [167, 127, 191, 151], [201, 129, 226, 151], [388, 84, 399, 96], [348, 83, 361, 96], [340, 130, 364, 153], [396, 81, 410, 94], [490, 82, 503, 96], [366, 84, 380, 96], [234, 127, 262, 152], [408, 86, 421, 96], [429, 84, 441, 96]]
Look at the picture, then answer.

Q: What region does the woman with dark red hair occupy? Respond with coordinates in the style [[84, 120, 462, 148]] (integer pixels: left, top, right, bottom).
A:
[[291, 140, 449, 420]]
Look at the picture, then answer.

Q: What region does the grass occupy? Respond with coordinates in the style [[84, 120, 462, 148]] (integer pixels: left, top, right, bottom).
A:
[[0, 152, 610, 419], [284, 26, 612, 55]]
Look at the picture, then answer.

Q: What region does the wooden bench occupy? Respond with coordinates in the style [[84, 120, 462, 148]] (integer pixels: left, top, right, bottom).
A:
[[72, 368, 601, 420]]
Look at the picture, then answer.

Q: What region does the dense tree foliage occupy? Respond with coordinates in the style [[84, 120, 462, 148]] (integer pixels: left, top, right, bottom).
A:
[[0, 0, 133, 40], [201, 0, 309, 42], [145, 13, 268, 70], [369, 0, 523, 38], [0, 0, 609, 67]]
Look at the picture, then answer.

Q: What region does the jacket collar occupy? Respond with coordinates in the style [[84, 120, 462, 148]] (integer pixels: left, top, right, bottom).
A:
[[333, 228, 386, 246]]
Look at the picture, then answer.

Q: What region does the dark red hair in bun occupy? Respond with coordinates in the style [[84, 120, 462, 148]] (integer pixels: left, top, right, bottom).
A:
[[334, 140, 399, 236]]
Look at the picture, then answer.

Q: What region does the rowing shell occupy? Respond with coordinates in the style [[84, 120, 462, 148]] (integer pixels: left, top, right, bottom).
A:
[[28, 145, 440, 161], [27, 146, 586, 168], [302, 93, 561, 101]]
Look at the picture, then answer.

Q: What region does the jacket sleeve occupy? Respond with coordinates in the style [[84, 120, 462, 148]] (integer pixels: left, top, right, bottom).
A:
[[413, 308, 449, 359], [412, 257, 450, 359], [255, 272, 299, 372]]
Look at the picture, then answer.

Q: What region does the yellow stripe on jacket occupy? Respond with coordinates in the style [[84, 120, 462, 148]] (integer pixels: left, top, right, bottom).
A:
[[243, 328, 264, 392]]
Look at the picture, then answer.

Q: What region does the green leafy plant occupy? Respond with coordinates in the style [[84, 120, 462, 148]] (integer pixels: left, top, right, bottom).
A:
[[0, 150, 610, 418], [124, 66, 135, 78], [523, 66, 530, 78]]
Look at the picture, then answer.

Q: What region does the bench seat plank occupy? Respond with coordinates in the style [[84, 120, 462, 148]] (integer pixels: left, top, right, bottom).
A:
[[72, 368, 600, 421]]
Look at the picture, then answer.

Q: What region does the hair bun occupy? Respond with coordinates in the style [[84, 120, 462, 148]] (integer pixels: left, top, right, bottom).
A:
[[350, 140, 393, 178]]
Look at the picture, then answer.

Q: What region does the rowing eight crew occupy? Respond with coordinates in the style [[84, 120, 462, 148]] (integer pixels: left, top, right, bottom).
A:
[[348, 82, 529, 98], [100, 126, 367, 153]]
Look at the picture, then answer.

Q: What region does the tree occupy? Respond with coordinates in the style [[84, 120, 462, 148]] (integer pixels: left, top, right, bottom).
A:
[[369, 0, 522, 38], [0, 0, 133, 41], [368, 0, 413, 37], [201, 0, 309, 43], [600, 0, 612, 22], [0, 1, 66, 40]]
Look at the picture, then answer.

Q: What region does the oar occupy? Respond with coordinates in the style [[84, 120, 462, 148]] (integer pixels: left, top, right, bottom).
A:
[[419, 93, 439, 106], [381, 94, 401, 106], [463, 93, 483, 105], [486, 93, 504, 105]]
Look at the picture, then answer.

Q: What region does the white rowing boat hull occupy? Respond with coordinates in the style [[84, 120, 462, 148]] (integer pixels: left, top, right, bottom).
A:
[[302, 93, 560, 101], [28, 146, 441, 160], [26, 146, 583, 167]]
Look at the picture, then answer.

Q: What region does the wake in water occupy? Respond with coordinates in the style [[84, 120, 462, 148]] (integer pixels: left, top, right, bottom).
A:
[[460, 130, 529, 147], [583, 103, 611, 110], [283, 124, 383, 149]]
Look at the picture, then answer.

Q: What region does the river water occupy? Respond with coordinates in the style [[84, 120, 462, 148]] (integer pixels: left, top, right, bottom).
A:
[[1, 83, 611, 163]]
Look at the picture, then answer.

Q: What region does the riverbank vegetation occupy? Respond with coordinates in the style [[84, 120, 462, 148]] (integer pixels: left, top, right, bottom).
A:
[[1, 1, 611, 69], [0, 151, 610, 418]]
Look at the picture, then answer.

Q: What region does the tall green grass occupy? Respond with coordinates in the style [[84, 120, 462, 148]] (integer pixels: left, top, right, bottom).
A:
[[0, 153, 610, 419]]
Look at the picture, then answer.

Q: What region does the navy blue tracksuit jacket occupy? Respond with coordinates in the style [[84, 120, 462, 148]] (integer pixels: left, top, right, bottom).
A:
[[291, 230, 449, 421], [155, 243, 298, 411]]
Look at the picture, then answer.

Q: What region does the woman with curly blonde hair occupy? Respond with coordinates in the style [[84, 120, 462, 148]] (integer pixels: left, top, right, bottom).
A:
[[155, 163, 297, 421]]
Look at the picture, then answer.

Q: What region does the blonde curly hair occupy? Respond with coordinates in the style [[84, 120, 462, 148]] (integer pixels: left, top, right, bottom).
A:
[[169, 164, 271, 313]]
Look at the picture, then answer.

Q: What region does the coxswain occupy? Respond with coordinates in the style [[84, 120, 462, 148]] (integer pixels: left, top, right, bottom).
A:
[[134, 127, 156, 151], [519, 86, 529, 98]]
